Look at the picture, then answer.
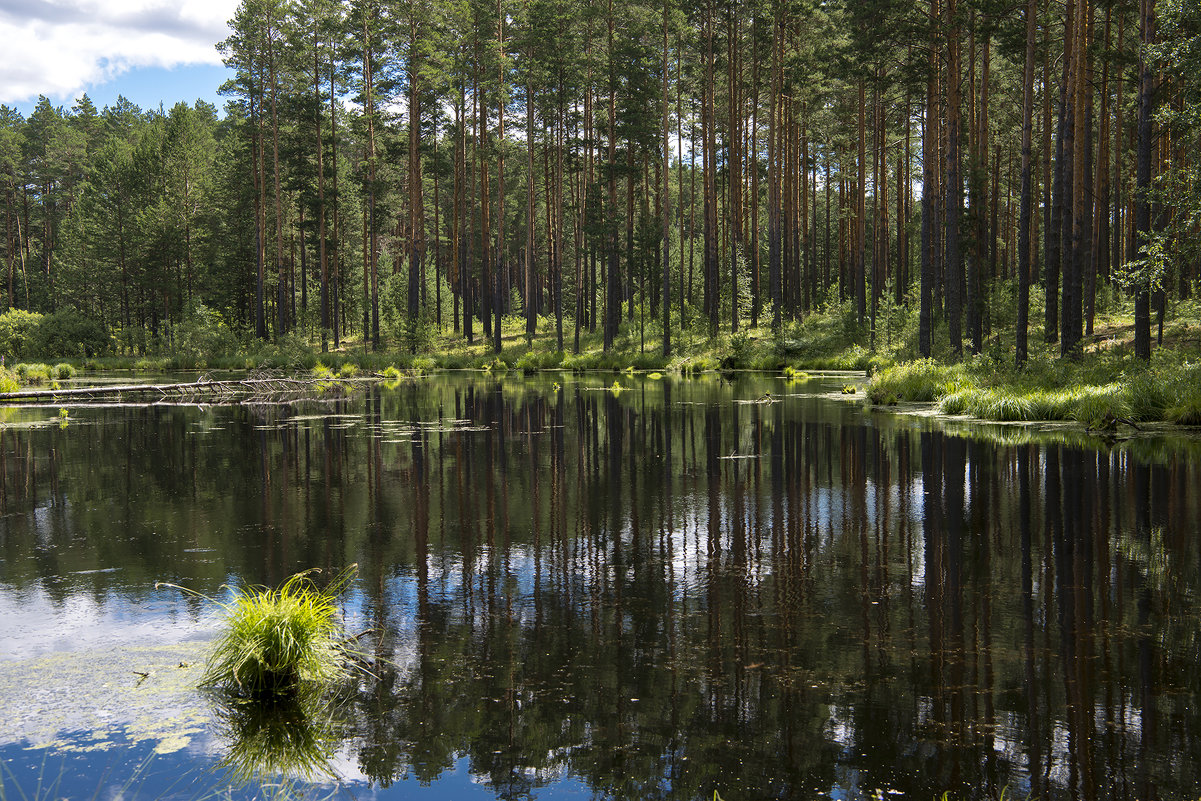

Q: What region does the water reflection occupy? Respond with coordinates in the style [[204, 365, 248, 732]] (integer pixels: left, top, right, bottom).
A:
[[210, 688, 347, 784], [0, 374, 1199, 801]]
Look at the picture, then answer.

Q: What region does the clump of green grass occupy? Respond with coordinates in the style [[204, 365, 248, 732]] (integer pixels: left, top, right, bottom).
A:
[[380, 365, 403, 380], [14, 362, 52, 384], [133, 357, 169, 371], [1072, 385, 1130, 426], [53, 363, 77, 379], [677, 356, 716, 375], [938, 388, 983, 416], [0, 366, 18, 393], [977, 390, 1036, 422], [1167, 401, 1201, 425], [782, 365, 808, 382], [869, 359, 967, 404], [337, 362, 360, 378], [164, 566, 359, 697]]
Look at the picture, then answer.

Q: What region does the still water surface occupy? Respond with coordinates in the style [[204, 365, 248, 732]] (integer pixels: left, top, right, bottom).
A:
[[1, 373, 1199, 801]]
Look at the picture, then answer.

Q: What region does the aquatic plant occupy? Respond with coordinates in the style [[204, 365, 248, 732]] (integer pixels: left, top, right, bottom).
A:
[[161, 566, 359, 697], [1166, 395, 1201, 425], [782, 365, 808, 382], [1072, 385, 1131, 426], [14, 362, 52, 384], [337, 362, 360, 378], [53, 363, 77, 379]]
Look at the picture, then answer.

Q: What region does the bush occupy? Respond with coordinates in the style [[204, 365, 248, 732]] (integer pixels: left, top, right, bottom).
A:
[[0, 366, 18, 393], [14, 362, 52, 384], [175, 302, 245, 362], [53, 363, 77, 379], [0, 309, 44, 359], [515, 349, 564, 373], [29, 309, 111, 358], [254, 332, 317, 369]]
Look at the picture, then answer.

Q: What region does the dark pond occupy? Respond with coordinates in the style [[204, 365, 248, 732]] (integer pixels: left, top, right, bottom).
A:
[[1, 373, 1199, 801]]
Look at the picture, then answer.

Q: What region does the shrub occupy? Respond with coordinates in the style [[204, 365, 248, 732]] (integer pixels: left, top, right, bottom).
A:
[[14, 362, 52, 384], [254, 332, 317, 370], [0, 367, 18, 394], [29, 309, 111, 358], [53, 363, 77, 379], [175, 302, 245, 361], [515, 349, 564, 373], [0, 309, 44, 359]]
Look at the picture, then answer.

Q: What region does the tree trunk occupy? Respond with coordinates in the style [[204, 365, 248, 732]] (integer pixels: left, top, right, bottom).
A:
[[1133, 0, 1154, 361], [1016, 0, 1037, 366]]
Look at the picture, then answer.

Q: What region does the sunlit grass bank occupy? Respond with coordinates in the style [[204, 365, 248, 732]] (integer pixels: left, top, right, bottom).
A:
[[8, 293, 1201, 431], [868, 354, 1201, 426]]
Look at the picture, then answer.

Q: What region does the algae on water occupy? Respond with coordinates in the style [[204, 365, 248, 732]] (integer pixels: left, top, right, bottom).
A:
[[0, 642, 212, 755]]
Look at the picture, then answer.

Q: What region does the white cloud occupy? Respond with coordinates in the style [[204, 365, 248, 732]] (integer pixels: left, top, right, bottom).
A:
[[0, 0, 241, 105]]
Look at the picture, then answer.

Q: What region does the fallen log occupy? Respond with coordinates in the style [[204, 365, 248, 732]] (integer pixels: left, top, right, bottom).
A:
[[0, 376, 371, 404]]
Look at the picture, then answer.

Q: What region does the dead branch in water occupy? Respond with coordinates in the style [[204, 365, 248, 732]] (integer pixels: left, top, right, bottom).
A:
[[0, 376, 378, 405]]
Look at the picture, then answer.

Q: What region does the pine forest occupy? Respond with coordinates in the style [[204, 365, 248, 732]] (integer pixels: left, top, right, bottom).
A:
[[2, 0, 1200, 370]]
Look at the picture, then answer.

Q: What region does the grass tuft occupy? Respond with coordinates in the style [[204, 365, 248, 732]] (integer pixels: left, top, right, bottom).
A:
[[162, 566, 359, 698]]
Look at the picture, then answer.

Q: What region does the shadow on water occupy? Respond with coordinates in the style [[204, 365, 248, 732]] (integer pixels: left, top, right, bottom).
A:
[[1, 373, 1200, 800]]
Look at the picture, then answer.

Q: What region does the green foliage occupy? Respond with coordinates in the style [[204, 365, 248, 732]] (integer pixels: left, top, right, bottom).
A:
[[53, 363, 77, 379], [0, 310, 44, 359], [173, 566, 359, 697], [174, 303, 245, 364], [338, 362, 360, 378], [515, 349, 565, 372], [868, 360, 967, 404], [0, 366, 18, 393], [29, 309, 111, 358], [14, 362, 53, 384], [254, 333, 318, 370]]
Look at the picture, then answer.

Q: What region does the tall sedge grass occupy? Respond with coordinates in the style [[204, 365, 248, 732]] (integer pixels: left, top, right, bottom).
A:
[[872, 355, 1201, 427], [160, 566, 358, 697]]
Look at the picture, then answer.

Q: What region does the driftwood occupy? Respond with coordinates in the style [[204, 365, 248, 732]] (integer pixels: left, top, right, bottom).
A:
[[0, 376, 373, 405]]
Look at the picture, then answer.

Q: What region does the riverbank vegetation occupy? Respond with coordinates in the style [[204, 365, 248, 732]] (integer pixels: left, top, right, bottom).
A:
[[3, 0, 1201, 374]]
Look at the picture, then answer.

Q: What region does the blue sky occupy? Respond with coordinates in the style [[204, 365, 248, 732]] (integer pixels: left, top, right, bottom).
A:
[[1, 0, 240, 118]]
